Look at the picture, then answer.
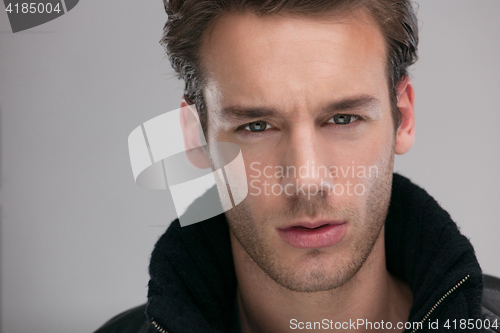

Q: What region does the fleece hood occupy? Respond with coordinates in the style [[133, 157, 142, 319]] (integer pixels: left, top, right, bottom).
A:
[[145, 173, 483, 333]]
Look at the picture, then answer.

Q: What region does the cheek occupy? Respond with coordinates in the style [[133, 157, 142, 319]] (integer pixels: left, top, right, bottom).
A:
[[245, 157, 282, 203], [324, 131, 394, 204], [354, 118, 395, 167]]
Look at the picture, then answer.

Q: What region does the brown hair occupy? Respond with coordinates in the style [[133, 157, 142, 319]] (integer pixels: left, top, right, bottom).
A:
[[161, 0, 419, 133]]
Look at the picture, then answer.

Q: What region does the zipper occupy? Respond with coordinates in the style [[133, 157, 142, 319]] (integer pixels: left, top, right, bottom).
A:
[[410, 274, 470, 333], [151, 319, 169, 333]]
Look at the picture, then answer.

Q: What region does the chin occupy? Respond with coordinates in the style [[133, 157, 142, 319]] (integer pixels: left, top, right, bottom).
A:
[[267, 244, 364, 292]]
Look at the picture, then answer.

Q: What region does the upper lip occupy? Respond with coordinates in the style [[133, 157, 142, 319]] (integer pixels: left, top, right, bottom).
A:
[[279, 220, 346, 230]]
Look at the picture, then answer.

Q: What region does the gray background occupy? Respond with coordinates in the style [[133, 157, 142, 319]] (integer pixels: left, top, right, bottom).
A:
[[0, 1, 499, 332]]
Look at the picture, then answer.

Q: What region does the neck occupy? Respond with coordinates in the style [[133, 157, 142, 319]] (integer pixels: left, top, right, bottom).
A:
[[231, 227, 413, 333]]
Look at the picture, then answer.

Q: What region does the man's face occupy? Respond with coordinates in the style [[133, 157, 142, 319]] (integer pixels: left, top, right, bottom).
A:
[[201, 10, 396, 292]]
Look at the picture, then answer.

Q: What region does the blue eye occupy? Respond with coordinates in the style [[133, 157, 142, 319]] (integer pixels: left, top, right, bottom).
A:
[[244, 120, 271, 132], [328, 114, 359, 125]]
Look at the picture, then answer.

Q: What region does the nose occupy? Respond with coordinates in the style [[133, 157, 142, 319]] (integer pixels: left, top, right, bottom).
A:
[[280, 124, 334, 198]]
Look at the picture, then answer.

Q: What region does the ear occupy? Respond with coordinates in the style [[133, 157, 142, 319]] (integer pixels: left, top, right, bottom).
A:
[[180, 96, 211, 169], [394, 76, 415, 155]]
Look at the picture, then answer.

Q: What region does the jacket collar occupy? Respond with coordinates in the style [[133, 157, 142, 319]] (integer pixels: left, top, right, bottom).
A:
[[385, 174, 483, 328], [146, 173, 483, 333]]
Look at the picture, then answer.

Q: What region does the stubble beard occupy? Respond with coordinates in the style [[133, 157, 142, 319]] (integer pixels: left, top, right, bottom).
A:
[[225, 154, 394, 293]]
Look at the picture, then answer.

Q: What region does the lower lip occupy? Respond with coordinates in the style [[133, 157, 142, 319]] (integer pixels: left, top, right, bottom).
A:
[[278, 223, 347, 249]]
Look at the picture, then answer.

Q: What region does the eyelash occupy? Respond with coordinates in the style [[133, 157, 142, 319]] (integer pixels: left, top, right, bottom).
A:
[[237, 114, 362, 137]]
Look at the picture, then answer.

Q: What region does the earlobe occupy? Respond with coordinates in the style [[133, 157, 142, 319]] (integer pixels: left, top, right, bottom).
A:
[[394, 77, 415, 155], [180, 96, 211, 169]]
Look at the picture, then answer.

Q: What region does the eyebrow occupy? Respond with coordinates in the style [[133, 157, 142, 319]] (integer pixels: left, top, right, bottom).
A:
[[220, 95, 380, 121], [324, 95, 380, 113]]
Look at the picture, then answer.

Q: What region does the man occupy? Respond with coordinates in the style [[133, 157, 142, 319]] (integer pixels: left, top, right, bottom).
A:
[[96, 0, 500, 332]]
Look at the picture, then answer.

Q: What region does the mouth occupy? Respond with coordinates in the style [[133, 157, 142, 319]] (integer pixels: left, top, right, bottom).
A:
[[277, 221, 347, 249]]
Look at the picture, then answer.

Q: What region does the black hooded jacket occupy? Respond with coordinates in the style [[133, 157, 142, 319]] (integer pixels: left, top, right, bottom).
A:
[[95, 174, 500, 333]]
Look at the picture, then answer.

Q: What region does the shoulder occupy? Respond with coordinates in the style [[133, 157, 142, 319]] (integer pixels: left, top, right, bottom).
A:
[[94, 304, 156, 333], [481, 274, 500, 332]]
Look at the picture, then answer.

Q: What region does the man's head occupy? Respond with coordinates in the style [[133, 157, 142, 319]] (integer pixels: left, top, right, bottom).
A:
[[167, 1, 418, 292]]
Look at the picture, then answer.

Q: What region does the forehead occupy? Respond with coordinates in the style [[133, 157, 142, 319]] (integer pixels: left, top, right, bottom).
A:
[[200, 10, 388, 112]]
